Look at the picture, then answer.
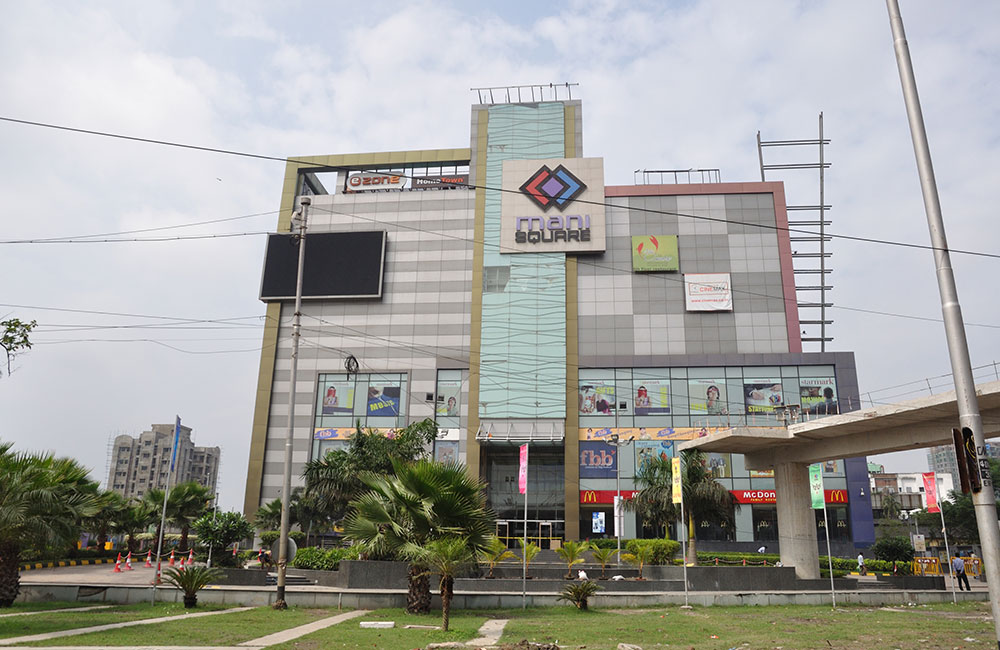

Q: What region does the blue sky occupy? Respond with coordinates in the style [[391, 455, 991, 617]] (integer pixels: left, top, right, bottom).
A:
[[1, 1, 998, 510]]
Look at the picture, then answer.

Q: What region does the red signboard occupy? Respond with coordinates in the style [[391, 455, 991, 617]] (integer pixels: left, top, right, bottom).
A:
[[580, 490, 638, 504], [730, 489, 848, 504]]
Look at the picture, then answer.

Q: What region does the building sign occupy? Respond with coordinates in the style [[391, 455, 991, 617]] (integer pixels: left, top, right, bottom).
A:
[[320, 382, 354, 415], [631, 235, 679, 272], [344, 172, 409, 192], [580, 489, 638, 504], [592, 511, 606, 533], [634, 379, 670, 415], [579, 441, 617, 478], [800, 378, 839, 416], [684, 273, 732, 311], [579, 427, 728, 441], [636, 440, 674, 468], [500, 157, 606, 254], [730, 489, 849, 504], [412, 174, 469, 189], [744, 378, 784, 414]]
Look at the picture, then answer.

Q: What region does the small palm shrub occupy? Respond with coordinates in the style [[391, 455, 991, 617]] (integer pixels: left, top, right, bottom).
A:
[[589, 546, 618, 579], [557, 580, 601, 610], [518, 540, 541, 578], [621, 543, 655, 579], [162, 565, 223, 608], [478, 537, 516, 578], [556, 540, 591, 578], [626, 539, 680, 565]]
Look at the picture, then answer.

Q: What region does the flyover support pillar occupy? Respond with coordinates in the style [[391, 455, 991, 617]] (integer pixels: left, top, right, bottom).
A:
[[775, 461, 820, 579]]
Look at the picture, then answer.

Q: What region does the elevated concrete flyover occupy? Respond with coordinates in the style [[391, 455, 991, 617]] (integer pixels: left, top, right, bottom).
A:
[[680, 379, 1000, 579]]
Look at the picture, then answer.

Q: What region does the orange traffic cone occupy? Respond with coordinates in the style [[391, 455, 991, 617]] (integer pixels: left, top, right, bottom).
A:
[[144, 551, 152, 568], [168, 549, 175, 566], [178, 554, 185, 568], [113, 553, 122, 573], [153, 560, 162, 585], [187, 549, 195, 565], [232, 543, 238, 556], [124, 552, 133, 571]]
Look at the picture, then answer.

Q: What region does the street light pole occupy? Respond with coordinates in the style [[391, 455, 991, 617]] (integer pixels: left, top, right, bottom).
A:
[[274, 196, 310, 610], [887, 2, 1000, 643]]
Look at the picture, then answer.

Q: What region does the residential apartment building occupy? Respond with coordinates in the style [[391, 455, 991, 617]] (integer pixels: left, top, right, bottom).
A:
[[107, 423, 220, 500]]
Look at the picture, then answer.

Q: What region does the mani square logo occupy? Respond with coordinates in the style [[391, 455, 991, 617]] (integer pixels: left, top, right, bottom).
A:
[[519, 164, 587, 212]]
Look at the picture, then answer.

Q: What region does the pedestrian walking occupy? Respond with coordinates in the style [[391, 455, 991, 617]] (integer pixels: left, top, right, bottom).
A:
[[857, 552, 866, 576], [952, 556, 971, 591]]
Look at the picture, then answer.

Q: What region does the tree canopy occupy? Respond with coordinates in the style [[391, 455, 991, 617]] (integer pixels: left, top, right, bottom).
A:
[[1, 318, 36, 378]]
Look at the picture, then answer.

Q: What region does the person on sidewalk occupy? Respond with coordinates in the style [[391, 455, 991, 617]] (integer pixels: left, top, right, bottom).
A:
[[952, 556, 971, 591], [857, 552, 866, 576]]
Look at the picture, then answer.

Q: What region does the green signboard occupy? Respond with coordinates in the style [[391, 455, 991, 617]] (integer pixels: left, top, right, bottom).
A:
[[809, 463, 824, 510], [631, 235, 679, 272]]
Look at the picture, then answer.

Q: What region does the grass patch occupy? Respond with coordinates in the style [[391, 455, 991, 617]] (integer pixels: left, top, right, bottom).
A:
[[267, 608, 489, 650], [0, 603, 228, 640], [499, 602, 994, 649], [25, 606, 327, 647], [0, 602, 100, 615]]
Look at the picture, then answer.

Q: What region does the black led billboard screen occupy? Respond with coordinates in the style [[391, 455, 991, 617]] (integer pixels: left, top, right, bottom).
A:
[[260, 231, 387, 300]]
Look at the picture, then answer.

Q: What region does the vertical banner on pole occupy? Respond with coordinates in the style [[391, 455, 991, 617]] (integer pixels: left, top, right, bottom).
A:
[[519, 443, 528, 610], [923, 472, 940, 513], [809, 464, 824, 510], [613, 496, 623, 537], [671, 457, 682, 504], [519, 444, 528, 495]]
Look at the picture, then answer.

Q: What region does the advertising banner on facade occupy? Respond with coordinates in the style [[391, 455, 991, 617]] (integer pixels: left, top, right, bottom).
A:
[[592, 511, 606, 534], [579, 441, 617, 478], [500, 157, 606, 254], [579, 380, 615, 415], [344, 171, 409, 192], [684, 273, 732, 311], [411, 174, 469, 190], [707, 453, 732, 478], [634, 379, 670, 415], [809, 464, 824, 510], [923, 472, 940, 513], [436, 379, 462, 417], [729, 489, 849, 504], [636, 441, 674, 468], [579, 427, 727, 441], [366, 383, 401, 416], [631, 235, 679, 272], [744, 379, 784, 414], [689, 379, 728, 415], [321, 383, 354, 415], [434, 440, 459, 464], [749, 469, 775, 478], [580, 490, 638, 504], [800, 377, 839, 416]]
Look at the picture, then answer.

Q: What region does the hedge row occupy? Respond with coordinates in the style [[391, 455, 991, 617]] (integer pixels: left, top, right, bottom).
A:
[[290, 545, 361, 570]]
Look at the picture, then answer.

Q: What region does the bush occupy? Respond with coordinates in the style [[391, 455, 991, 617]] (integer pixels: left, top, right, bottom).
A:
[[259, 530, 307, 548], [588, 538, 627, 550], [557, 580, 601, 610], [869, 536, 915, 563], [626, 539, 679, 565], [290, 545, 359, 570]]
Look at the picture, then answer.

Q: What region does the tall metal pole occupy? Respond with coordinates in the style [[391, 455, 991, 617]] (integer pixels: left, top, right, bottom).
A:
[[821, 502, 836, 608], [818, 113, 827, 352], [940, 506, 957, 604], [614, 435, 621, 567], [274, 196, 310, 609], [522, 442, 528, 610], [886, 3, 1000, 644]]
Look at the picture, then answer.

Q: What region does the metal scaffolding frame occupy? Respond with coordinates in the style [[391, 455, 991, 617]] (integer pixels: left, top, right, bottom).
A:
[[757, 113, 833, 351]]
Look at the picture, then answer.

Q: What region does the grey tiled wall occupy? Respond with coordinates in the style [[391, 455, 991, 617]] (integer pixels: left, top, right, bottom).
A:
[[578, 192, 790, 365], [259, 189, 475, 504]]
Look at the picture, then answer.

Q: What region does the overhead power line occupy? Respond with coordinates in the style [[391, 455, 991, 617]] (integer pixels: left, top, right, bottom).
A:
[[2, 114, 999, 260]]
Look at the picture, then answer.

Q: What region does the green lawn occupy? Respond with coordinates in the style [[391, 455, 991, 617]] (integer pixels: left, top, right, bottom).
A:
[[0, 603, 228, 640], [25, 606, 328, 647], [0, 602, 102, 615], [272, 603, 994, 650]]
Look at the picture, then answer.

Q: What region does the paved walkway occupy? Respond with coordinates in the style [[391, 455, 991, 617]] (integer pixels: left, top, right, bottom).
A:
[[0, 607, 254, 646], [466, 618, 508, 646], [237, 609, 368, 647]]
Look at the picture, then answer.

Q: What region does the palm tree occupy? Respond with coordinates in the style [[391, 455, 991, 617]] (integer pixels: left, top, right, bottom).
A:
[[0, 443, 101, 606], [588, 546, 618, 579], [290, 488, 332, 546], [344, 458, 495, 614], [401, 537, 474, 631], [114, 500, 157, 553], [518, 539, 541, 578], [880, 489, 902, 520], [478, 536, 516, 578], [167, 482, 212, 552], [254, 498, 282, 533], [555, 540, 591, 579], [621, 543, 654, 579], [630, 450, 738, 565], [85, 490, 127, 551]]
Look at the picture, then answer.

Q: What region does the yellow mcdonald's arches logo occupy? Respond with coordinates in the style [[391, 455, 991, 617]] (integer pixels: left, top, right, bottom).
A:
[[828, 490, 848, 503], [581, 491, 598, 503]]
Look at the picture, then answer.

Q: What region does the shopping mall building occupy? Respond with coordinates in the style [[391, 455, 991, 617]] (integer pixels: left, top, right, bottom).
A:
[[244, 95, 876, 552]]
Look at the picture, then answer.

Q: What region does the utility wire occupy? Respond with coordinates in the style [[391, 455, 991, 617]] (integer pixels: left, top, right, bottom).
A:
[[1, 114, 998, 259]]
